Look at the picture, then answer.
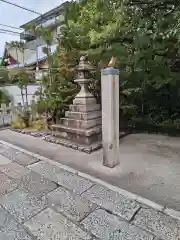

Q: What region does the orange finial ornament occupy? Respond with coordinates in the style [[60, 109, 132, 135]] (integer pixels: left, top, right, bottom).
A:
[[107, 56, 117, 67]]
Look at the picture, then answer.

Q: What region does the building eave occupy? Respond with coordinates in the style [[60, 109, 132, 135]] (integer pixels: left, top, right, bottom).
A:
[[7, 43, 57, 69], [20, 1, 69, 28]]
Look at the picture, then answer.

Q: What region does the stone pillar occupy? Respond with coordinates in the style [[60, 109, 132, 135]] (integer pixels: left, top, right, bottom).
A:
[[101, 67, 119, 168]]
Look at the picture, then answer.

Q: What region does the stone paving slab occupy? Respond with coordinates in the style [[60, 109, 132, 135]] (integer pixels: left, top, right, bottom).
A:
[[132, 207, 180, 240], [0, 142, 6, 151], [1, 141, 180, 239], [0, 162, 30, 178], [44, 186, 97, 223], [0, 188, 47, 223], [82, 184, 140, 221], [13, 152, 40, 166], [81, 209, 154, 240], [0, 155, 12, 165], [0, 146, 40, 167], [0, 206, 33, 240], [0, 146, 21, 161], [17, 171, 58, 198], [28, 161, 94, 194], [27, 161, 64, 182], [0, 232, 32, 240], [0, 171, 18, 196], [24, 207, 92, 240]]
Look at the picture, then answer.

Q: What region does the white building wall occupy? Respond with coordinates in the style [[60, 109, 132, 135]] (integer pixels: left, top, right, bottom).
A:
[[7, 48, 35, 65], [0, 84, 40, 106], [24, 38, 46, 50]]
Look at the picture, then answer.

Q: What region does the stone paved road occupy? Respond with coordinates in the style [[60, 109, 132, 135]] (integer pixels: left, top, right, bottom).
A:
[[2, 129, 180, 211], [0, 143, 179, 239]]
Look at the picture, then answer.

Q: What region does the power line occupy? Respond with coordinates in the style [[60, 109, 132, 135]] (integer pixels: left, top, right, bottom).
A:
[[0, 27, 58, 41], [0, 28, 21, 35], [0, 0, 41, 15], [0, 23, 22, 30], [0, 31, 20, 36]]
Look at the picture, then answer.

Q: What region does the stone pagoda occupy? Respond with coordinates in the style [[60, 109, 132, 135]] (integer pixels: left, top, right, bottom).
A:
[[51, 56, 102, 153]]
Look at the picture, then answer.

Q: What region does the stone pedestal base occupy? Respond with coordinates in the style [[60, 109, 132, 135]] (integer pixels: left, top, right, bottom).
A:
[[51, 104, 102, 153], [44, 135, 102, 154]]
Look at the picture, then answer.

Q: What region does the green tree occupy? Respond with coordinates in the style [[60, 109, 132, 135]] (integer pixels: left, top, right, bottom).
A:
[[26, 23, 78, 123], [0, 67, 8, 84], [59, 0, 180, 132], [8, 68, 31, 106], [8, 41, 30, 105], [23, 0, 180, 133]]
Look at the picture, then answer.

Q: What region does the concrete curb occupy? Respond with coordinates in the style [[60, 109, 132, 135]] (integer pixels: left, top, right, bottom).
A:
[[0, 139, 180, 221]]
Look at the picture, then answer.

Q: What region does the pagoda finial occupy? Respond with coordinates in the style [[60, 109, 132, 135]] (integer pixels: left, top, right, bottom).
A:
[[77, 55, 95, 71], [80, 55, 88, 61]]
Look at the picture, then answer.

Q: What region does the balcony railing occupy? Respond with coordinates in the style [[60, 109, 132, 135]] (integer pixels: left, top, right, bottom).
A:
[[20, 15, 63, 42], [20, 30, 36, 41], [23, 38, 46, 50], [40, 16, 60, 29]]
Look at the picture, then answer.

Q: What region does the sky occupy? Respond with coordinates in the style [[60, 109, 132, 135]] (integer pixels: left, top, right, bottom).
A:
[[0, 0, 66, 57]]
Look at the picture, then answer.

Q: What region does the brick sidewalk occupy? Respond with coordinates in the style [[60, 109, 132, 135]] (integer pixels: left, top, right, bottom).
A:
[[0, 143, 179, 239]]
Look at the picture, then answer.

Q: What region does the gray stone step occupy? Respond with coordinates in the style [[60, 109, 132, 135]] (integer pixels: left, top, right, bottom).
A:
[[44, 135, 102, 153], [60, 118, 102, 129], [65, 111, 101, 120], [52, 124, 101, 145], [69, 104, 101, 112], [52, 124, 101, 137]]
